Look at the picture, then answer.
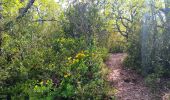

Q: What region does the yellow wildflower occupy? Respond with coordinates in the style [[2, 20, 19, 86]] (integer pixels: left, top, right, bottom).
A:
[[47, 80, 52, 84], [72, 59, 79, 64], [68, 57, 72, 61], [64, 73, 71, 78], [40, 81, 43, 85], [75, 52, 86, 59]]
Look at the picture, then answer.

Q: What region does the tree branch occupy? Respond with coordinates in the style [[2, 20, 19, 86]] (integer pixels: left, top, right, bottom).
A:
[[2, 0, 35, 32], [17, 0, 35, 19], [32, 19, 59, 22], [115, 19, 128, 39]]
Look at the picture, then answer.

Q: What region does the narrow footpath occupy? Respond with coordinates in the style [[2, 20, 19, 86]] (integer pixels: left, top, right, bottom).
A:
[[106, 53, 157, 100]]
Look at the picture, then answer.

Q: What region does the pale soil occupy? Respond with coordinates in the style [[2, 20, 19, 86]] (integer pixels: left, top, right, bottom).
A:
[[105, 53, 169, 100]]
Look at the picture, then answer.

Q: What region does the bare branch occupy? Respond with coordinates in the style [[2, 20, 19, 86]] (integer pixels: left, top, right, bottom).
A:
[[115, 19, 128, 39], [32, 19, 59, 22]]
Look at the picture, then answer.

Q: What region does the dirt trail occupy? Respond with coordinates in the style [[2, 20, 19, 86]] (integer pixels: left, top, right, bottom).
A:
[[106, 53, 154, 100]]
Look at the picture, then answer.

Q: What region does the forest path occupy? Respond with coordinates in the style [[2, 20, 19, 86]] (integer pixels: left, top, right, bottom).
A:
[[105, 53, 154, 100]]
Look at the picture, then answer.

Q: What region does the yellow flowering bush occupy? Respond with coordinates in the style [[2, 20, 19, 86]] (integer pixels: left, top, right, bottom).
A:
[[52, 48, 109, 99], [75, 51, 86, 59]]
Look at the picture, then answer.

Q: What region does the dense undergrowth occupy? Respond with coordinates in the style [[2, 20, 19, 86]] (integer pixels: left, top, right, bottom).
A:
[[1, 0, 170, 99], [0, 0, 116, 99]]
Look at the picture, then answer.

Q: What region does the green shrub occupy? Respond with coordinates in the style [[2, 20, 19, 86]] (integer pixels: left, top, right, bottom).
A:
[[0, 1, 113, 99], [109, 41, 126, 53], [0, 35, 109, 99]]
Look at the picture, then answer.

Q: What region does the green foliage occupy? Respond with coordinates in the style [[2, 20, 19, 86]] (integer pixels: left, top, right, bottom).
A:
[[109, 41, 126, 53], [0, 0, 112, 99], [123, 0, 170, 82], [123, 28, 142, 71], [144, 74, 159, 87], [56, 49, 107, 98]]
